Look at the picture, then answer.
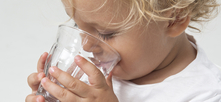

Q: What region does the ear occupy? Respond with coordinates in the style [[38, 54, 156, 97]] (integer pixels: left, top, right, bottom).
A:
[[165, 16, 190, 37]]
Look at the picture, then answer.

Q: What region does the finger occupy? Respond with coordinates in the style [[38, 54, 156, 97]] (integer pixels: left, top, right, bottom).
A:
[[48, 66, 90, 97], [27, 72, 45, 91], [66, 62, 84, 79], [25, 94, 45, 102], [37, 52, 48, 73], [106, 71, 113, 89], [74, 55, 107, 89], [41, 77, 81, 102]]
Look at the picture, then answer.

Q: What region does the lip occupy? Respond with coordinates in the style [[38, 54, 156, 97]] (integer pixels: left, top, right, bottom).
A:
[[95, 60, 114, 67], [88, 57, 114, 67]]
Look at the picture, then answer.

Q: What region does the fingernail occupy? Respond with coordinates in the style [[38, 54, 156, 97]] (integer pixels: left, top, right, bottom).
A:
[[41, 52, 45, 57], [36, 97, 40, 102], [37, 72, 44, 80], [75, 55, 82, 62], [41, 77, 48, 84], [49, 67, 55, 74]]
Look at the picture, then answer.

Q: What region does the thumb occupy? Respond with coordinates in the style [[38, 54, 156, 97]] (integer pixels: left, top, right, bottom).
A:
[[106, 71, 113, 90]]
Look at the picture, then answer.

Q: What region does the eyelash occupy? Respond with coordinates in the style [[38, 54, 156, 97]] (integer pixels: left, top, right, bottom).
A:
[[74, 23, 115, 40], [98, 32, 115, 41]]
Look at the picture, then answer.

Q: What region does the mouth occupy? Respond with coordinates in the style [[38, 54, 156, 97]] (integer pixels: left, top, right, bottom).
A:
[[95, 60, 114, 67], [88, 57, 120, 76], [88, 57, 115, 68]]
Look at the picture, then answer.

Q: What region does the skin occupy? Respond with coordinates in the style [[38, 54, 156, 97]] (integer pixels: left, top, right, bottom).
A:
[[26, 0, 196, 101]]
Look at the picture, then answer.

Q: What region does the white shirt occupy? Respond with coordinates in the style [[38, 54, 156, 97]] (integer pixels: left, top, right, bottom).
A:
[[113, 43, 221, 102]]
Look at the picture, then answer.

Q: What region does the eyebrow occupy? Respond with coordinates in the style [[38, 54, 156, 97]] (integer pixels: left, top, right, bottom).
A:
[[87, 21, 118, 32], [74, 13, 119, 32], [87, 21, 104, 28], [74, 10, 118, 31]]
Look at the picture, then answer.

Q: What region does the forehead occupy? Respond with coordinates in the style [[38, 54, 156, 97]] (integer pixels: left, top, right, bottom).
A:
[[73, 0, 128, 27]]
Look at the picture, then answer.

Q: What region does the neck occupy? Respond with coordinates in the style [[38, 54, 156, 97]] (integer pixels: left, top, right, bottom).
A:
[[130, 33, 197, 85]]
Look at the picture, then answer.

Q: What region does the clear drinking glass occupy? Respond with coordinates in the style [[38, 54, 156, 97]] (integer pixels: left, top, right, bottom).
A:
[[36, 24, 121, 102]]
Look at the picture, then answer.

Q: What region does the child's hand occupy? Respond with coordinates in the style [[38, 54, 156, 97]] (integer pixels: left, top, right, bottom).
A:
[[25, 52, 48, 102], [40, 55, 119, 102]]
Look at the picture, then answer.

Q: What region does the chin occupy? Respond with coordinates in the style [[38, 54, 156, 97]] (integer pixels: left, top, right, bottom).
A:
[[111, 65, 132, 81]]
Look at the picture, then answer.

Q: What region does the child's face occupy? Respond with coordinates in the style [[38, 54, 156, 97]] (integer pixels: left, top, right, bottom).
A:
[[63, 0, 174, 80]]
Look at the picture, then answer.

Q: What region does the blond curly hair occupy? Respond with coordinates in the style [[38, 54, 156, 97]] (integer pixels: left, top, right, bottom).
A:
[[125, 0, 220, 31], [65, 0, 220, 31]]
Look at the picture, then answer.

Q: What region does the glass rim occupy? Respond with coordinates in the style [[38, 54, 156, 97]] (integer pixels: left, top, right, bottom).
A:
[[58, 24, 121, 59]]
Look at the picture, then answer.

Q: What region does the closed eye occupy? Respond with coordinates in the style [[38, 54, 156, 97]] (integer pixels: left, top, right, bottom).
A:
[[98, 32, 116, 41], [74, 23, 116, 41]]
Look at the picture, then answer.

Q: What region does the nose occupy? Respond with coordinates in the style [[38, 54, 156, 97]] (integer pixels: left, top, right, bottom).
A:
[[81, 34, 103, 54]]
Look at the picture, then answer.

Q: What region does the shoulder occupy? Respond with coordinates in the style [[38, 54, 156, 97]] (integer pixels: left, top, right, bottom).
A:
[[168, 43, 221, 101], [170, 42, 221, 88], [149, 42, 221, 101], [193, 43, 221, 84]]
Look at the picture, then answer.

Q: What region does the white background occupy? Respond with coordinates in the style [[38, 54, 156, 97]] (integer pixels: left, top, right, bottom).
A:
[[0, 0, 220, 102]]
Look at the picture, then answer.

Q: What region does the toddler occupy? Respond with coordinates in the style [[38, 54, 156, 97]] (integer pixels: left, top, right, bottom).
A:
[[26, 0, 221, 102]]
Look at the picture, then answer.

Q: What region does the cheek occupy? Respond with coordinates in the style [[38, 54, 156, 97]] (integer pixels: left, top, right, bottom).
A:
[[109, 36, 152, 79], [109, 30, 168, 80]]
